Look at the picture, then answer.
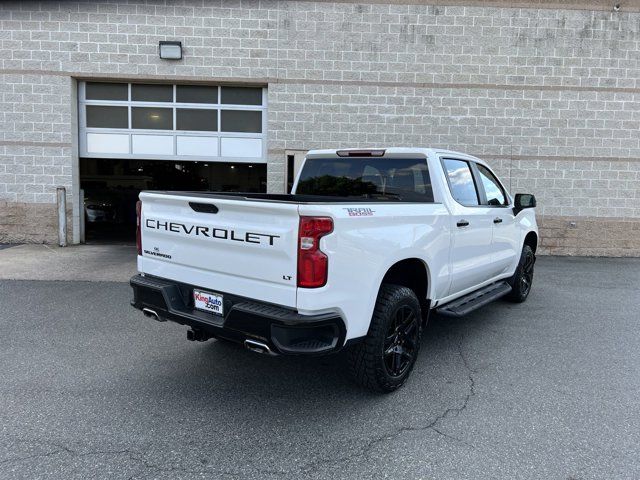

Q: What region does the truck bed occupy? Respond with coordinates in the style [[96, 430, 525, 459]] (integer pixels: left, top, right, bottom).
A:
[[143, 191, 433, 204]]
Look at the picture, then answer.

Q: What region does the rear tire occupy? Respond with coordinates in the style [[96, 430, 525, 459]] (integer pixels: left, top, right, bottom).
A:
[[507, 245, 535, 303], [348, 284, 422, 393]]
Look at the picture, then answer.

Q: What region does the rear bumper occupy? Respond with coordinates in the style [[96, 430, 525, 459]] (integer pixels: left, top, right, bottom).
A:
[[130, 274, 346, 355]]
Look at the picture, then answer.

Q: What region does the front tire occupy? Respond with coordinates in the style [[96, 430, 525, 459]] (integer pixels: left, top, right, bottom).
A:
[[348, 284, 422, 393], [507, 245, 535, 303]]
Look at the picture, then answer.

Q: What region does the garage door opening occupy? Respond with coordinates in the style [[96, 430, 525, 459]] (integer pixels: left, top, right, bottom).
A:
[[77, 80, 269, 243], [80, 158, 266, 243]]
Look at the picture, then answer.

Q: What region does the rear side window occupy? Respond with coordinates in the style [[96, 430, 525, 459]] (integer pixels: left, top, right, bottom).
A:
[[296, 157, 433, 202], [442, 159, 480, 206]]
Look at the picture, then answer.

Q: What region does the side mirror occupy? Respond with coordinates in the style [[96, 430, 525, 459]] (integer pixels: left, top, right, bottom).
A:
[[513, 193, 536, 215]]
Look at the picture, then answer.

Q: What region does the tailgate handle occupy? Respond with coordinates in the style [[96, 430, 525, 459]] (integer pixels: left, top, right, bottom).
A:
[[189, 202, 219, 214]]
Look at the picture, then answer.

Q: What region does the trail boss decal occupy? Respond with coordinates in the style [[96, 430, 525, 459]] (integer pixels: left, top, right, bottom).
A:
[[145, 219, 280, 246], [343, 207, 375, 217]]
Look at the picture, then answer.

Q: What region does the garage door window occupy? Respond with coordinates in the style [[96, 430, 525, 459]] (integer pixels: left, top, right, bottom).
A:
[[79, 82, 266, 161], [177, 109, 217, 132], [85, 82, 127, 101], [132, 107, 173, 130], [221, 110, 262, 133], [221, 87, 262, 105], [86, 105, 128, 128], [131, 84, 173, 102], [176, 85, 218, 103]]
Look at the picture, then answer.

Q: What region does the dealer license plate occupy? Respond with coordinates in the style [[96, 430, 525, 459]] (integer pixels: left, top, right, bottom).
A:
[[193, 289, 224, 316]]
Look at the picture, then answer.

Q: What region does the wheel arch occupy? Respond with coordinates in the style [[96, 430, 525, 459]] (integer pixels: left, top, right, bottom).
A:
[[523, 230, 538, 253], [379, 258, 431, 314]]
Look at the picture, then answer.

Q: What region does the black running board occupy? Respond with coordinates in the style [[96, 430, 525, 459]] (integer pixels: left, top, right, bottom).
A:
[[436, 281, 512, 318]]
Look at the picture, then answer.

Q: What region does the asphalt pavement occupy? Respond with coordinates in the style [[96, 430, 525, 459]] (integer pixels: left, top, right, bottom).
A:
[[0, 244, 137, 282], [0, 256, 639, 479]]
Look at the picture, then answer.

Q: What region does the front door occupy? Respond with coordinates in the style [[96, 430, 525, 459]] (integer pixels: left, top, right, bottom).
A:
[[442, 158, 495, 295], [475, 163, 519, 275]]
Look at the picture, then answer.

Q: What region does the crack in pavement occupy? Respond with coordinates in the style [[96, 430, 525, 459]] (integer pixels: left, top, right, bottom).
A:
[[296, 332, 478, 476], [0, 446, 139, 469], [0, 439, 142, 467], [126, 332, 479, 478], [0, 438, 283, 479], [0, 334, 477, 479]]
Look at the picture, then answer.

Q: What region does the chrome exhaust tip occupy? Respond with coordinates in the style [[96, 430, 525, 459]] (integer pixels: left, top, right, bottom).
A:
[[244, 339, 276, 356], [142, 308, 163, 321]]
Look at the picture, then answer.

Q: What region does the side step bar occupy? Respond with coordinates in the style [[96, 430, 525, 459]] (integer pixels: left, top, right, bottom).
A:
[[436, 281, 512, 318]]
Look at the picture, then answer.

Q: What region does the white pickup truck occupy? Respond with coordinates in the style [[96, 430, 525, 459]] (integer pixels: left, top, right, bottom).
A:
[[131, 148, 538, 392]]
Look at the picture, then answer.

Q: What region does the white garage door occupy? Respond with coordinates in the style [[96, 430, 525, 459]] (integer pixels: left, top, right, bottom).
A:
[[78, 82, 266, 163]]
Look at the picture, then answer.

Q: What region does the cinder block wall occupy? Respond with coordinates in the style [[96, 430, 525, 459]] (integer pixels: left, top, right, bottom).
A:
[[0, 73, 73, 244], [0, 0, 639, 256]]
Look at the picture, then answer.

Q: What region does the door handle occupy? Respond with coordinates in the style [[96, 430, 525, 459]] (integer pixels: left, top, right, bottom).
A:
[[189, 202, 219, 214], [493, 217, 503, 224], [456, 220, 470, 227]]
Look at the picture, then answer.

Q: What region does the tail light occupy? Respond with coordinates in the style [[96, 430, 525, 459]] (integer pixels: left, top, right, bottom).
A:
[[297, 216, 333, 288], [136, 200, 142, 255]]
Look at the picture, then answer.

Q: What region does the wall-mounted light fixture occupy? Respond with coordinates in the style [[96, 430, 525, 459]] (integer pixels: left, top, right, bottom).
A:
[[159, 41, 182, 60]]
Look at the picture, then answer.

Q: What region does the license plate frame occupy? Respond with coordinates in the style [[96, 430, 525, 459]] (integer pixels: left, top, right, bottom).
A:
[[193, 289, 224, 316]]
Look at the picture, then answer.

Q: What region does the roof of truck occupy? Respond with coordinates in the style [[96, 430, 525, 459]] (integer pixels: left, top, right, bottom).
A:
[[305, 147, 485, 164]]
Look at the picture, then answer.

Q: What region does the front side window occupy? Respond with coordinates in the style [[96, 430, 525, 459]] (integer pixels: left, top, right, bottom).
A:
[[442, 159, 479, 206], [296, 157, 433, 202], [477, 164, 507, 206]]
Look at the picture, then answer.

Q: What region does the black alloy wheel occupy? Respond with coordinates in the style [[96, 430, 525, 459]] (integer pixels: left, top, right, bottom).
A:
[[348, 284, 423, 392], [520, 249, 535, 297], [383, 305, 419, 377], [507, 244, 535, 303]]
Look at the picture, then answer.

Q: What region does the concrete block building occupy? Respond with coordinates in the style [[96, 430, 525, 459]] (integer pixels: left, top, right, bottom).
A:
[[1, 0, 639, 255]]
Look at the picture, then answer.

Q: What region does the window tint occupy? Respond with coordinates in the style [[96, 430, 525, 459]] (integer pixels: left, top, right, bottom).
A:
[[86, 105, 128, 128], [477, 164, 507, 206], [442, 159, 479, 206], [176, 85, 218, 104], [176, 109, 218, 131], [221, 87, 262, 105], [131, 84, 173, 102], [296, 157, 433, 202], [85, 82, 128, 101], [131, 107, 173, 130], [221, 110, 262, 133]]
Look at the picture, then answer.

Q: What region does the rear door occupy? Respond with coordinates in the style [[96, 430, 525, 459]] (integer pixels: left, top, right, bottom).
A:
[[441, 158, 495, 295], [139, 192, 300, 307], [474, 163, 519, 275]]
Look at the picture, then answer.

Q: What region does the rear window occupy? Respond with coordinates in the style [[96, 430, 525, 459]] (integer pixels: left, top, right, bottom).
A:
[[296, 157, 434, 202]]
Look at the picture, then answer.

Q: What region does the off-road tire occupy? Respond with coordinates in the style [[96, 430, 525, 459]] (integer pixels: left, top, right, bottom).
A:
[[507, 245, 535, 303], [348, 284, 422, 393]]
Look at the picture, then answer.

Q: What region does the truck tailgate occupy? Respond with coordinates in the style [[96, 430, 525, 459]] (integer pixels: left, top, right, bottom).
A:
[[138, 192, 300, 307]]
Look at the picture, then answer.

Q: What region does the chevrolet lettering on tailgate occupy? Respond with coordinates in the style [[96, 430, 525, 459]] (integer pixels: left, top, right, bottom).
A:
[[145, 219, 280, 246]]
